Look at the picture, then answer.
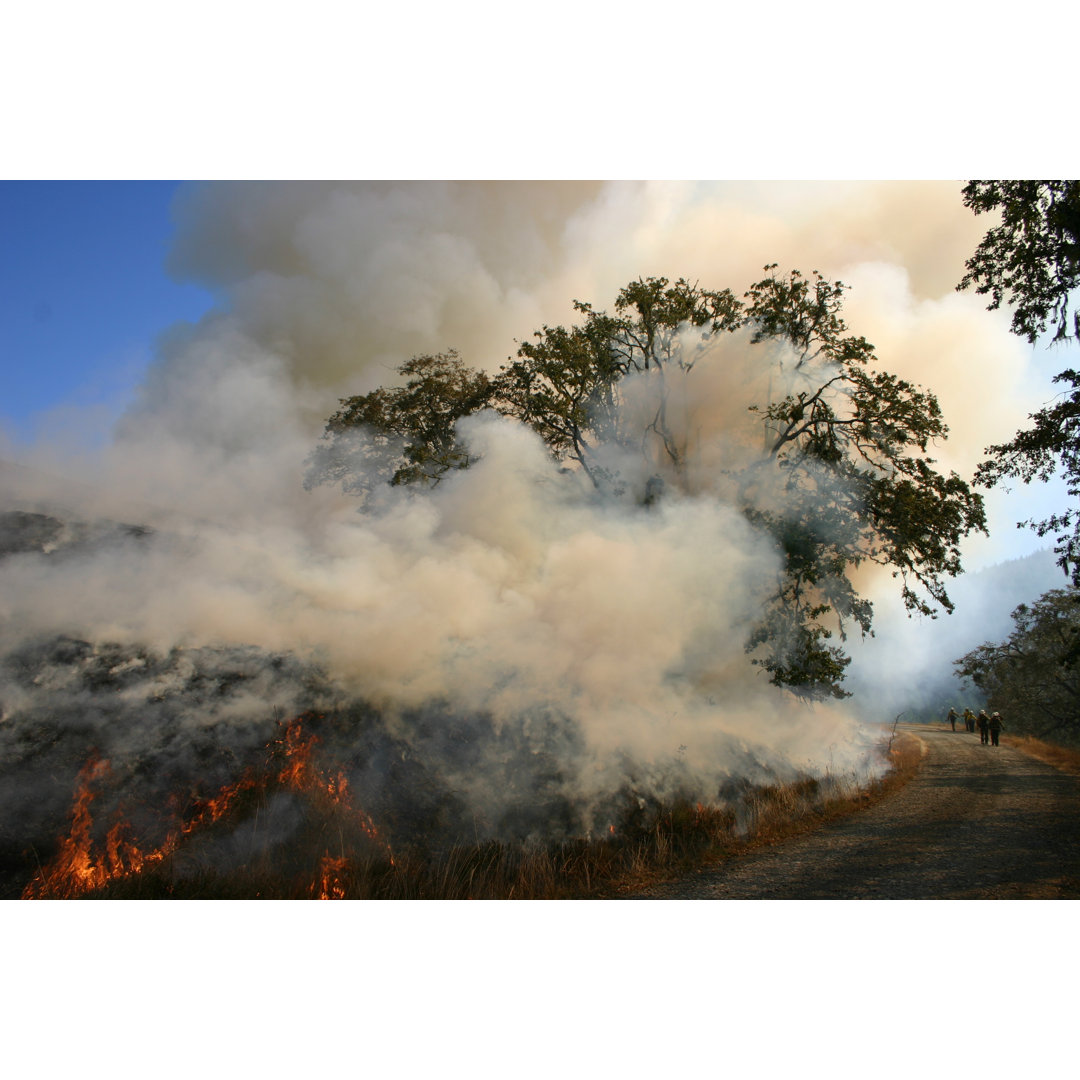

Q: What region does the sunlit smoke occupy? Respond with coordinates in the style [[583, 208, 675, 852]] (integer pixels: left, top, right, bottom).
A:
[[2, 180, 1066, 864]]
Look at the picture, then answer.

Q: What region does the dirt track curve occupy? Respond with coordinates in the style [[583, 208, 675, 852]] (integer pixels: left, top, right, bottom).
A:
[[631, 724, 1080, 899]]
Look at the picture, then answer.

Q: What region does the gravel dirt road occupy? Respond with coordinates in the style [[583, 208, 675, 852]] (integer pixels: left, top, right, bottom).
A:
[[630, 724, 1080, 899]]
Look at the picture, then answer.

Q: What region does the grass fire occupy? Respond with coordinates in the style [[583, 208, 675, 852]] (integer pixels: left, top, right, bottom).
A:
[[2, 181, 1043, 901], [21, 714, 393, 900], [13, 703, 920, 900]]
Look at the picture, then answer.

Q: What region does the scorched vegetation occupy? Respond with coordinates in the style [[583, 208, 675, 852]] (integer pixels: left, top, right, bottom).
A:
[[16, 711, 922, 900]]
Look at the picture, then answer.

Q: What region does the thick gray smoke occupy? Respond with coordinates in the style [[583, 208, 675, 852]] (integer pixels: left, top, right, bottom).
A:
[[1, 181, 1063, 882]]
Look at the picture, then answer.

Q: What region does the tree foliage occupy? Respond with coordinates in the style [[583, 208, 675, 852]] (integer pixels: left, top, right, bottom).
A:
[[736, 268, 984, 693], [494, 277, 741, 490], [304, 351, 492, 504], [308, 268, 986, 700], [958, 180, 1080, 344], [955, 588, 1080, 746], [975, 368, 1080, 585], [959, 180, 1080, 585]]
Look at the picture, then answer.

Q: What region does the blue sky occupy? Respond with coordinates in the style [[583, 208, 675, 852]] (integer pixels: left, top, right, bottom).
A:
[[1, 181, 214, 445], [1, 178, 1074, 572]]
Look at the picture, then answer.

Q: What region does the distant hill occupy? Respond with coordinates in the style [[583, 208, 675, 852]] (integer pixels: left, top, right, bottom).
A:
[[844, 549, 1066, 723]]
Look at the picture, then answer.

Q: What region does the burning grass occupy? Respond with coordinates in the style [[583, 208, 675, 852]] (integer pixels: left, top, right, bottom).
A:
[[18, 720, 924, 900]]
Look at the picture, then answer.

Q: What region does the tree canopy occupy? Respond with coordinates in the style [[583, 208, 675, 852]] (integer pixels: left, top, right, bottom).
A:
[[975, 368, 1080, 585], [958, 180, 1080, 344], [304, 350, 493, 506], [955, 587, 1080, 746], [493, 276, 742, 492], [309, 267, 986, 700], [959, 180, 1080, 584]]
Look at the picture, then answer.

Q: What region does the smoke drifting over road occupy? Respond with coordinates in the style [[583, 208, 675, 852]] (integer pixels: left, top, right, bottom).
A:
[[0, 182, 1059, 881]]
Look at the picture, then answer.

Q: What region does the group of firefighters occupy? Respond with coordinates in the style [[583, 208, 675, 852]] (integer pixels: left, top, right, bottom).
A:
[[947, 707, 1004, 746]]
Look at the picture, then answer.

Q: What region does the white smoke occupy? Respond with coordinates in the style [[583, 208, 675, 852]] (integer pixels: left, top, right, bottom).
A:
[[3, 180, 1061, 837]]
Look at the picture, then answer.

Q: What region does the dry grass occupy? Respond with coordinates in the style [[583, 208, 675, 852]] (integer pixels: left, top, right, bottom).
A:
[[606, 729, 925, 895], [1002, 734, 1080, 777], [50, 731, 925, 901]]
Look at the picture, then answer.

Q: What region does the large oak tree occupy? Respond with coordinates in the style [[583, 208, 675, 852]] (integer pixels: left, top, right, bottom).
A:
[[309, 267, 986, 700]]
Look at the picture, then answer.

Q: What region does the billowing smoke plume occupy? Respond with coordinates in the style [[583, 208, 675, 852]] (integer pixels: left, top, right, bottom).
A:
[[1, 181, 1061, 880]]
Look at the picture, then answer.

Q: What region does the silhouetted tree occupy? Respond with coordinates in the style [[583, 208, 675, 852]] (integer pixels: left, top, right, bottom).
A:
[[959, 180, 1080, 584], [958, 180, 1080, 344]]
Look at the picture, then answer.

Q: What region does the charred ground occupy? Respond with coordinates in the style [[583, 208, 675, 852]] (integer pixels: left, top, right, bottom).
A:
[[0, 505, 891, 899]]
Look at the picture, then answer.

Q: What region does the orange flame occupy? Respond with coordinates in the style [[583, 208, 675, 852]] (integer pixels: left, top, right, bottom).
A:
[[22, 755, 155, 898], [23, 715, 392, 899], [316, 854, 348, 900], [275, 717, 319, 789]]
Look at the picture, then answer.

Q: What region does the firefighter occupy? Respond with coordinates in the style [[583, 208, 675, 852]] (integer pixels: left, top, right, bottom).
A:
[[963, 708, 976, 733], [947, 707, 958, 731], [977, 710, 990, 744], [989, 711, 1004, 747]]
